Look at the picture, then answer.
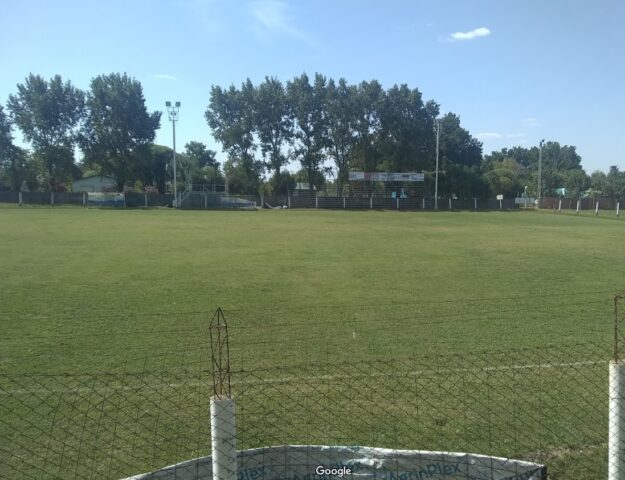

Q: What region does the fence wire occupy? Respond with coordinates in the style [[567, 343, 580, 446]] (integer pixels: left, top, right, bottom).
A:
[[0, 342, 610, 479]]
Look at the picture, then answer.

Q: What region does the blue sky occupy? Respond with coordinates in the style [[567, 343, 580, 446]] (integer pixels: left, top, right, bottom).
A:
[[2, 0, 624, 173]]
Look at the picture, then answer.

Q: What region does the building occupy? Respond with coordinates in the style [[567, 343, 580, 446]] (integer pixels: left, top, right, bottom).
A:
[[71, 175, 117, 193]]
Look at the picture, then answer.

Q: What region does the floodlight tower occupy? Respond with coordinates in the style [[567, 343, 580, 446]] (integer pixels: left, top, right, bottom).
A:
[[166, 101, 181, 206], [434, 117, 441, 210], [538, 139, 545, 207]]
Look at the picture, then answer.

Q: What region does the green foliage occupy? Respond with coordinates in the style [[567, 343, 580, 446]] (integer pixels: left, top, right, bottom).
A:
[[184, 141, 217, 169], [287, 73, 329, 193], [7, 74, 84, 190], [255, 77, 292, 176], [378, 84, 435, 173], [206, 80, 263, 194], [80, 73, 161, 191]]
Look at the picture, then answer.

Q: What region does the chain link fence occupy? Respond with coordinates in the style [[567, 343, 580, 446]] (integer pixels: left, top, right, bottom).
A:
[[0, 341, 612, 479]]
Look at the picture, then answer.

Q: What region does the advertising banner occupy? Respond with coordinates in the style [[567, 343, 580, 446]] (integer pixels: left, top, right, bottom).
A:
[[124, 445, 546, 480]]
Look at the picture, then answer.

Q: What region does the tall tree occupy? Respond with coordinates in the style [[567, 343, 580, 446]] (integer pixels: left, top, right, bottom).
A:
[[256, 77, 293, 194], [7, 74, 84, 190], [326, 78, 360, 195], [80, 73, 161, 191], [287, 73, 329, 193], [438, 113, 482, 169], [378, 84, 435, 173], [0, 107, 34, 191], [184, 141, 217, 168], [352, 80, 385, 172], [206, 80, 263, 194]]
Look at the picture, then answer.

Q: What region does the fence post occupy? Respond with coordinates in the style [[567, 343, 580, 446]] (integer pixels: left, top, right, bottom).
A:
[[596, 201, 600, 216], [316, 195, 318, 209], [51, 191, 54, 207], [474, 198, 477, 210], [343, 197, 346, 209], [499, 198, 502, 210], [617, 203, 620, 218], [211, 397, 237, 480], [205, 192, 208, 209], [577, 199, 580, 214], [370, 197, 373, 209], [422, 197, 425, 209], [558, 199, 562, 213], [610, 361, 625, 479], [82, 192, 86, 207], [449, 198, 452, 210], [397, 197, 400, 210], [288, 196, 291, 208], [18, 191, 23, 206]]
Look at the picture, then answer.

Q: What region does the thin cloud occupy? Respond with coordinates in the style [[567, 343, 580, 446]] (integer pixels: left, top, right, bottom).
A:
[[155, 74, 178, 81], [522, 117, 541, 127], [476, 132, 502, 139], [447, 27, 491, 42], [250, 0, 316, 46]]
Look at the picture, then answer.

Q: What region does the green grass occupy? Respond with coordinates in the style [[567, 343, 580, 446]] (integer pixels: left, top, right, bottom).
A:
[[0, 206, 622, 478]]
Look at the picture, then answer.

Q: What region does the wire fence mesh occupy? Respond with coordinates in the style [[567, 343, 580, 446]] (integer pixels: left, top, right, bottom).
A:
[[0, 341, 611, 479]]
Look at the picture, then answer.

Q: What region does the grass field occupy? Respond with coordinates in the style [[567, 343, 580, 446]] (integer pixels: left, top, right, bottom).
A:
[[0, 206, 623, 478], [0, 206, 620, 373]]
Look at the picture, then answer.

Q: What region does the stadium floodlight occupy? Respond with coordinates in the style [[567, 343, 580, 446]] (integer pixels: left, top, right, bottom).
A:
[[538, 139, 545, 206], [166, 101, 181, 206], [434, 117, 441, 210]]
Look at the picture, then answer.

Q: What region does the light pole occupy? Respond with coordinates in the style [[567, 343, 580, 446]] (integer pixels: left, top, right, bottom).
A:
[[166, 101, 181, 206], [434, 117, 441, 210], [538, 139, 544, 207]]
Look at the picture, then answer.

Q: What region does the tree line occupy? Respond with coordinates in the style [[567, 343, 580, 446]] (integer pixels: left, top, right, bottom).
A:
[[1, 72, 622, 199]]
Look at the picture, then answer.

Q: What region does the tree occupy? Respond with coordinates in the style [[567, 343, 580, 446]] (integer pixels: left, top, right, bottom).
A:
[[438, 113, 482, 169], [0, 107, 33, 191], [7, 74, 85, 190], [255, 77, 293, 191], [351, 80, 385, 172], [206, 80, 263, 194], [287, 73, 329, 193], [184, 141, 218, 168], [80, 73, 161, 191], [325, 78, 360, 195], [606, 166, 625, 199], [483, 158, 524, 197], [590, 170, 608, 197]]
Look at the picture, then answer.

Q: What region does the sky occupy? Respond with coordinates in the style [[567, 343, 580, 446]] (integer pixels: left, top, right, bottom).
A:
[[2, 0, 624, 174]]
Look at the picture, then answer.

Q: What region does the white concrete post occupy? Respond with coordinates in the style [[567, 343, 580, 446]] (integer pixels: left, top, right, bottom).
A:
[[596, 201, 600, 216], [288, 196, 291, 208], [397, 198, 400, 210], [449, 198, 452, 210], [19, 192, 23, 206], [617, 203, 620, 218], [205, 193, 208, 209], [370, 197, 373, 209], [499, 199, 502, 210], [609, 361, 625, 480], [316, 196, 318, 209], [422, 197, 425, 209], [558, 199, 562, 212], [51, 191, 54, 206], [577, 199, 580, 214], [474, 198, 477, 210], [82, 192, 86, 207], [211, 397, 237, 480], [343, 197, 346, 209]]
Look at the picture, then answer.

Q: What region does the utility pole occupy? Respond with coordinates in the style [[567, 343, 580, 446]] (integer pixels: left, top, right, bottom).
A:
[[538, 139, 544, 207], [166, 101, 181, 206], [434, 117, 440, 210]]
